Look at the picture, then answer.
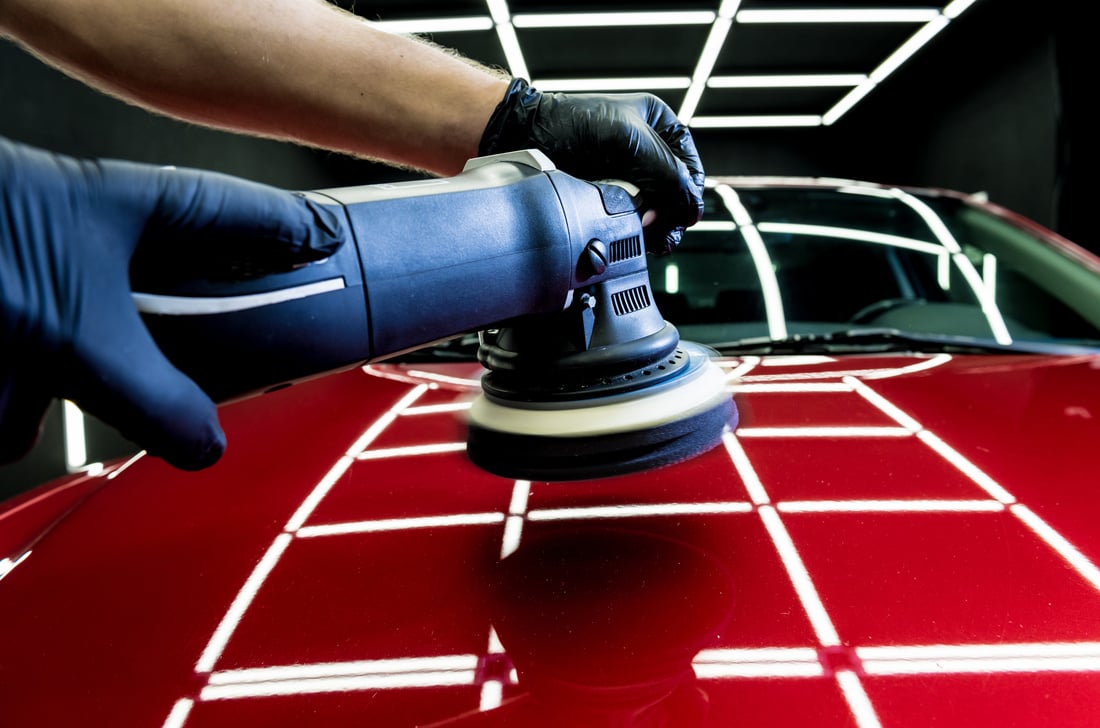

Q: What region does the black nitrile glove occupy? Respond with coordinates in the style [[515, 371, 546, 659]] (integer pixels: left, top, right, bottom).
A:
[[480, 77, 705, 255], [0, 137, 344, 470]]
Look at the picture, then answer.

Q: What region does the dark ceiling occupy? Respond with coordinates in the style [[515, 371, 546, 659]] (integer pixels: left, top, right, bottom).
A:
[[336, 0, 983, 131]]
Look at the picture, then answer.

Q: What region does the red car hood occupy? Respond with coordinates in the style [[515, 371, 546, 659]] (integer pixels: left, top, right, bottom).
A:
[[2, 353, 1100, 727]]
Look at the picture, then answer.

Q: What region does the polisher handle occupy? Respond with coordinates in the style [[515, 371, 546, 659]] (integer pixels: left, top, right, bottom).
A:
[[133, 152, 645, 403]]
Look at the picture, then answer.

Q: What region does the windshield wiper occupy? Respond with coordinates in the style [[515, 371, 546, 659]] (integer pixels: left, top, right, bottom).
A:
[[709, 328, 1100, 356]]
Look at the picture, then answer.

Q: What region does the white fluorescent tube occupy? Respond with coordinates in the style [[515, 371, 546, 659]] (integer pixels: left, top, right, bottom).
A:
[[737, 8, 942, 23], [532, 77, 691, 92], [513, 11, 715, 28], [371, 17, 493, 34], [708, 74, 867, 88], [678, 15, 733, 122], [690, 115, 822, 128]]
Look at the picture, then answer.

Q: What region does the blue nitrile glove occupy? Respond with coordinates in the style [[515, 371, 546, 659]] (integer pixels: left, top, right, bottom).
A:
[[0, 137, 344, 470], [479, 78, 705, 256]]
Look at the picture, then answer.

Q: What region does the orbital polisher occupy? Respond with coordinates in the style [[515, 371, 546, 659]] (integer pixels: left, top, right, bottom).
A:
[[132, 150, 736, 481]]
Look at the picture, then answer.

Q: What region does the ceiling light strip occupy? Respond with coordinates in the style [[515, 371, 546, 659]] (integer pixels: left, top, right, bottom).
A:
[[512, 11, 715, 28], [869, 15, 951, 83], [737, 8, 941, 24], [708, 74, 867, 88], [485, 0, 528, 80], [823, 81, 877, 126], [678, 7, 737, 123], [531, 76, 691, 92], [371, 17, 494, 34], [691, 115, 823, 128], [823, 14, 951, 126], [494, 22, 528, 80], [943, 0, 980, 19]]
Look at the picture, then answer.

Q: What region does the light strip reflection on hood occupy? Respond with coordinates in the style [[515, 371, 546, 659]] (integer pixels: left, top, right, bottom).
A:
[[916, 431, 1016, 504], [209, 655, 479, 685], [859, 642, 1100, 675], [1012, 505, 1100, 592], [162, 699, 192, 728], [401, 402, 472, 415], [195, 533, 292, 674], [356, 442, 466, 460], [757, 505, 842, 646], [778, 500, 1005, 514], [0, 550, 31, 582], [736, 382, 852, 393], [527, 502, 753, 521], [694, 647, 823, 678], [202, 669, 476, 700], [736, 426, 912, 438], [835, 669, 883, 728], [740, 353, 952, 382], [296, 512, 505, 538]]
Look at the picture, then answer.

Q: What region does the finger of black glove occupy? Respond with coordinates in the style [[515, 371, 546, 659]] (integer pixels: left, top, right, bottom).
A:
[[67, 288, 226, 470], [101, 160, 346, 272], [0, 377, 52, 465], [479, 80, 704, 255]]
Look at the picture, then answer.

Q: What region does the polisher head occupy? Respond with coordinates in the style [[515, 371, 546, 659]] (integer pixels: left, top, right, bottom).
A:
[[466, 340, 736, 481]]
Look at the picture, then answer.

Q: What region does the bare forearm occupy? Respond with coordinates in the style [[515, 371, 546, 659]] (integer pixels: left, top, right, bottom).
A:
[[0, 0, 509, 174]]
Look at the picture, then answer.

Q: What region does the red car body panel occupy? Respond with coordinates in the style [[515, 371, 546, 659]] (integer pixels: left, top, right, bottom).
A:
[[2, 352, 1100, 727]]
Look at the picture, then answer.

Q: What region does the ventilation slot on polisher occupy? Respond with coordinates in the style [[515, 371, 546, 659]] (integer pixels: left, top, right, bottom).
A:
[[609, 236, 643, 262], [612, 285, 651, 316]]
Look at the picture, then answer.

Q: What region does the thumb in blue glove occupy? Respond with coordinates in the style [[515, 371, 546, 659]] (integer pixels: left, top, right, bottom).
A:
[[0, 137, 344, 470]]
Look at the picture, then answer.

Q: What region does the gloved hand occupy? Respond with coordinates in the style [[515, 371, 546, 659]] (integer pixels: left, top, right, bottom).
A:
[[0, 137, 344, 470], [479, 78, 705, 256]]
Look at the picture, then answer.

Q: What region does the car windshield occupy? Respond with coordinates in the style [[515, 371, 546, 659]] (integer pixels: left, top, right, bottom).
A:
[[400, 181, 1100, 363], [650, 183, 1100, 355]]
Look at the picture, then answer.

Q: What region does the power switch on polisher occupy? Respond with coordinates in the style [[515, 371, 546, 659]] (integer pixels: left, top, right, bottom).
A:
[[584, 240, 609, 276]]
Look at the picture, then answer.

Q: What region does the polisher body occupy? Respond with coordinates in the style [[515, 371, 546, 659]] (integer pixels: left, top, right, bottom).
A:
[[133, 151, 735, 479]]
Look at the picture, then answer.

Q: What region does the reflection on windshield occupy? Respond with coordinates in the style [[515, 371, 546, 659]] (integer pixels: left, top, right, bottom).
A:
[[651, 182, 1100, 351]]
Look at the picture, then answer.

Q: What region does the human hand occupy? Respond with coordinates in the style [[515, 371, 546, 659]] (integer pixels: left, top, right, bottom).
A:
[[0, 138, 344, 469], [478, 78, 705, 255]]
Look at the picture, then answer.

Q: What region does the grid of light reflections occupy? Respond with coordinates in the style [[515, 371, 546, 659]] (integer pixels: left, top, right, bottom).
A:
[[164, 354, 1100, 728], [358, 0, 985, 129]]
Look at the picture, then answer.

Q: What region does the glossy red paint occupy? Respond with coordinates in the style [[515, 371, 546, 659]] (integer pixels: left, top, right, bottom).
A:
[[2, 353, 1100, 727]]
